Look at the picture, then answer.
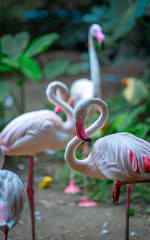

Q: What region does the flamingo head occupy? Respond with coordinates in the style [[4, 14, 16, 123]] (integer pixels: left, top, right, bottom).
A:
[[74, 100, 92, 142], [90, 24, 105, 44]]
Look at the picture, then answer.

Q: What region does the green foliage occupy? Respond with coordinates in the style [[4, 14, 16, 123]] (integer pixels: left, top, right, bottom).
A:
[[44, 60, 86, 79], [104, 0, 150, 41], [1, 56, 20, 68], [129, 207, 135, 216], [0, 63, 12, 72], [19, 54, 42, 82], [44, 60, 69, 79], [105, 78, 150, 141], [67, 62, 84, 75], [25, 33, 59, 57], [0, 31, 59, 122], [146, 208, 150, 213], [1, 32, 30, 57]]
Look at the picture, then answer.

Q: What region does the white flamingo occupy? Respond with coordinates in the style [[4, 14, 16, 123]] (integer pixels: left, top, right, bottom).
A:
[[69, 24, 104, 109], [65, 97, 150, 240], [62, 24, 105, 195], [0, 81, 74, 240]]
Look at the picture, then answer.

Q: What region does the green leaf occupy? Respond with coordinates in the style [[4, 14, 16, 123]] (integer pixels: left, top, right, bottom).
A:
[[25, 33, 59, 57], [1, 56, 20, 69], [146, 208, 150, 214], [104, 0, 149, 40], [44, 60, 69, 79], [0, 41, 4, 59], [0, 81, 10, 102], [67, 62, 83, 75], [19, 55, 42, 82], [1, 32, 30, 57], [109, 112, 131, 131], [134, 123, 149, 139], [0, 63, 13, 72], [129, 208, 135, 217]]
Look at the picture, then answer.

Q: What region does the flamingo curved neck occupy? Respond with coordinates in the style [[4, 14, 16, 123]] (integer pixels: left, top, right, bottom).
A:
[[88, 31, 101, 98], [46, 82, 74, 131], [65, 136, 91, 176], [85, 98, 109, 137], [65, 98, 109, 177]]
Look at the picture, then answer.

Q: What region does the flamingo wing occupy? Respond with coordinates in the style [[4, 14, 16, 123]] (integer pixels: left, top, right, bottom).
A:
[[0, 110, 63, 155], [0, 170, 26, 230], [92, 132, 150, 182]]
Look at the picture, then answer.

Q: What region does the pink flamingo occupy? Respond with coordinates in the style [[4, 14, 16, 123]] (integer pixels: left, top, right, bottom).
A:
[[62, 24, 105, 193], [65, 97, 150, 240], [69, 24, 104, 109], [54, 90, 81, 194], [0, 81, 74, 240], [0, 147, 26, 240]]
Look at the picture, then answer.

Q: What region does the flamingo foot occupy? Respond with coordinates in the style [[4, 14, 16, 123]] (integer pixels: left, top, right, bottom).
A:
[[78, 196, 97, 207], [64, 176, 81, 194], [112, 181, 123, 202], [27, 156, 35, 240]]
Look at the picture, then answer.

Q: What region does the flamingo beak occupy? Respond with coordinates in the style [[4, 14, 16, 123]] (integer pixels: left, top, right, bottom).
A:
[[94, 29, 105, 44], [75, 119, 92, 142], [54, 106, 62, 113]]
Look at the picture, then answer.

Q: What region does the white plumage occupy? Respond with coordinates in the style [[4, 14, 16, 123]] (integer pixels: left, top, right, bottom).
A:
[[0, 170, 26, 231]]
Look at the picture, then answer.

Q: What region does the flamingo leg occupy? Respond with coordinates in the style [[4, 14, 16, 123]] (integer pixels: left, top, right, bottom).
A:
[[5, 231, 8, 240], [125, 185, 131, 240], [27, 155, 35, 240]]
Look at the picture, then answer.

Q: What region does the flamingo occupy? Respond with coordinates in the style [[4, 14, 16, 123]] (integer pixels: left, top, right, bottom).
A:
[[0, 147, 26, 240], [69, 23, 105, 109], [65, 97, 150, 240], [0, 81, 74, 240], [60, 24, 105, 194]]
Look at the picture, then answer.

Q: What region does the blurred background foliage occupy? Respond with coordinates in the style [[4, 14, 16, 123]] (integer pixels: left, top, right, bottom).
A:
[[0, 0, 150, 203]]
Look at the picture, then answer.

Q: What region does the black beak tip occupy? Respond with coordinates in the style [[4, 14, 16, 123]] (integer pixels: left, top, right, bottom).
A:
[[86, 137, 92, 143], [80, 136, 92, 143]]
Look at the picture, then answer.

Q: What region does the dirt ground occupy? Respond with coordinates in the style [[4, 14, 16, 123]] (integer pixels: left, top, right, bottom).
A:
[[1, 51, 150, 240], [1, 156, 150, 240]]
